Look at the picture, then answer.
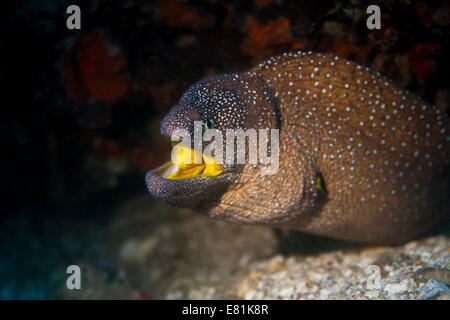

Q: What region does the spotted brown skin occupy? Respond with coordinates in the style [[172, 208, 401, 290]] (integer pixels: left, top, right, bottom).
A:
[[146, 51, 449, 244]]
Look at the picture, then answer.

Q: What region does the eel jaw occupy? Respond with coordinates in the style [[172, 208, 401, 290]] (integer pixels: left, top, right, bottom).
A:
[[145, 144, 230, 210], [145, 166, 232, 211], [151, 143, 223, 180]]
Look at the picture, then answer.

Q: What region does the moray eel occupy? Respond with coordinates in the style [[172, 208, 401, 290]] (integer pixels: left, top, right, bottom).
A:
[[146, 51, 449, 244]]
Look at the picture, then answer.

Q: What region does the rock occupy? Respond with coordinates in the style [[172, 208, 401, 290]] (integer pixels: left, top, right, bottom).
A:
[[417, 279, 450, 300], [383, 279, 411, 296]]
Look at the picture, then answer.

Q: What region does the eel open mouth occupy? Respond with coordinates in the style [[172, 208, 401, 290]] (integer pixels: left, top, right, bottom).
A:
[[153, 142, 223, 180]]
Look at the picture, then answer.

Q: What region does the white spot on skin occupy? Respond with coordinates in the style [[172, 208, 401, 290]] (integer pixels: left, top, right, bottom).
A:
[[253, 53, 448, 230]]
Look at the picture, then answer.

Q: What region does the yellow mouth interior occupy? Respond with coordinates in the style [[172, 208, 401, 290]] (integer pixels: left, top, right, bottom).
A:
[[156, 143, 223, 180]]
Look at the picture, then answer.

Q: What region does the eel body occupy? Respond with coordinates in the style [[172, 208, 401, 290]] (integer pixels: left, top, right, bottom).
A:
[[146, 51, 449, 244]]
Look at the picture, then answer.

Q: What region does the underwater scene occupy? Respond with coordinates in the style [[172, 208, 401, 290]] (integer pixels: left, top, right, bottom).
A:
[[2, 0, 449, 301]]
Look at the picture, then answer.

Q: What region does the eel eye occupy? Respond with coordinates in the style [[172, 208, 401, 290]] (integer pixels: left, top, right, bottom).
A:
[[204, 119, 215, 130]]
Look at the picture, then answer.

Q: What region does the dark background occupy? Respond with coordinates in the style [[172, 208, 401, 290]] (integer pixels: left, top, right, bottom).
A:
[[2, 0, 449, 299]]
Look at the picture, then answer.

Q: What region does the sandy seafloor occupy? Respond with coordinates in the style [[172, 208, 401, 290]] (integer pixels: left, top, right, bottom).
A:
[[1, 194, 448, 300]]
